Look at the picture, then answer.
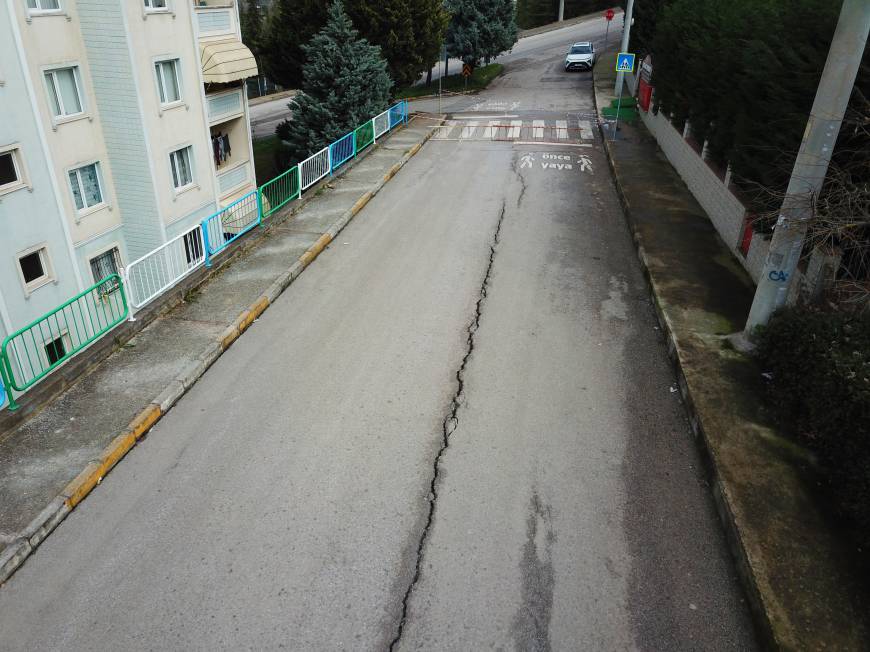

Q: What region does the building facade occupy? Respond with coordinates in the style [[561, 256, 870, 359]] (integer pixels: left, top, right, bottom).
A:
[[0, 0, 257, 358]]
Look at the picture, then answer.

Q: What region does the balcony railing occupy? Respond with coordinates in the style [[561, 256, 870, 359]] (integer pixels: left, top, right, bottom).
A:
[[217, 161, 250, 196], [206, 89, 243, 125], [194, 3, 236, 39]]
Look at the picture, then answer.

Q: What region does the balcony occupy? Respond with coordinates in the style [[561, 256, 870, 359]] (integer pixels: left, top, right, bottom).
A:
[[193, 1, 236, 39], [206, 88, 244, 125]]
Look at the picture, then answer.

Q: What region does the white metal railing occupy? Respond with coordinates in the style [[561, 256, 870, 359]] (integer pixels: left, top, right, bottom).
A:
[[125, 224, 205, 309], [300, 146, 330, 191], [373, 110, 390, 139]]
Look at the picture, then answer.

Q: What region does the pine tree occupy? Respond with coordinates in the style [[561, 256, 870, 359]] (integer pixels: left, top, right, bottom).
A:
[[259, 0, 329, 89], [275, 0, 392, 163], [240, 1, 265, 57], [445, 0, 518, 66]]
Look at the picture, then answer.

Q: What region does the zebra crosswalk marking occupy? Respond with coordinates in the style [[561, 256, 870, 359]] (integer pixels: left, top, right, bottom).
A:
[[556, 120, 568, 140], [578, 120, 594, 140], [509, 120, 523, 139], [461, 121, 479, 139], [532, 120, 545, 139]]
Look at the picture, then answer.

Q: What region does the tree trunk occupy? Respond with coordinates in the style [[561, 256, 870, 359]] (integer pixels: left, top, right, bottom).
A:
[[445, 51, 449, 78], [426, 67, 432, 87]]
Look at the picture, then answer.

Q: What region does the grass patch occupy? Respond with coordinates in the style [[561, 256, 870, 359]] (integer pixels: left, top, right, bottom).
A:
[[253, 135, 281, 186], [394, 63, 504, 99]]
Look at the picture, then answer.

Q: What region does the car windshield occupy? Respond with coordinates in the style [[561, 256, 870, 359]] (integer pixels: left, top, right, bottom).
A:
[[570, 45, 592, 54]]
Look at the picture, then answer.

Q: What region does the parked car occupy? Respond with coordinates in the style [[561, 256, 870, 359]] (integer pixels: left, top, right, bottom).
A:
[[565, 42, 595, 72]]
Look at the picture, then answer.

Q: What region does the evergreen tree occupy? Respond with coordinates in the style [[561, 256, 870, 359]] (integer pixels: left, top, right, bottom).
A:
[[259, 0, 329, 89], [275, 0, 392, 163], [445, 0, 518, 66], [240, 1, 265, 57], [345, 1, 418, 87]]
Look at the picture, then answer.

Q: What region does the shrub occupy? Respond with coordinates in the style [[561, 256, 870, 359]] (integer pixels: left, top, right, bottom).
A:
[[755, 308, 870, 544]]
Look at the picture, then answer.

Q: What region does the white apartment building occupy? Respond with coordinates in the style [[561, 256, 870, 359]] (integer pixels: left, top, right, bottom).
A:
[[0, 0, 258, 351]]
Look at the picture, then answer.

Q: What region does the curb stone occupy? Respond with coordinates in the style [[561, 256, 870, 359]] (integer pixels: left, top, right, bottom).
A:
[[591, 88, 776, 648], [0, 117, 441, 588]]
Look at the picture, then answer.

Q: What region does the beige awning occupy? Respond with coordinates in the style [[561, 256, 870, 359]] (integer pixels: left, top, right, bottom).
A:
[[200, 40, 258, 84]]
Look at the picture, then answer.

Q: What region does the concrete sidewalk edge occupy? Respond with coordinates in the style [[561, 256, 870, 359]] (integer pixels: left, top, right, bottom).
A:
[[592, 97, 776, 647], [0, 117, 442, 587]]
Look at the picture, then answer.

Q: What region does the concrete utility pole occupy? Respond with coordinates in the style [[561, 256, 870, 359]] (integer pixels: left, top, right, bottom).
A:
[[614, 0, 635, 94], [558, 0, 565, 22], [744, 0, 870, 332]]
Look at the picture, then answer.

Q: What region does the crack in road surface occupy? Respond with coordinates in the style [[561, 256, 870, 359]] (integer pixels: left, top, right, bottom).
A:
[[388, 200, 508, 651]]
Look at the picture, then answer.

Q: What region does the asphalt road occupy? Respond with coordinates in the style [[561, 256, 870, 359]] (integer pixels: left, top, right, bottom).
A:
[[0, 20, 757, 652]]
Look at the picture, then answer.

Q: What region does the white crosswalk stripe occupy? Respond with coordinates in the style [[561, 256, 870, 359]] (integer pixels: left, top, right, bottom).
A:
[[431, 118, 596, 142], [460, 121, 479, 139]]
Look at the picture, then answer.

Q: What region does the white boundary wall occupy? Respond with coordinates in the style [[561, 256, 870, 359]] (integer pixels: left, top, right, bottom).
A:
[[637, 106, 769, 283]]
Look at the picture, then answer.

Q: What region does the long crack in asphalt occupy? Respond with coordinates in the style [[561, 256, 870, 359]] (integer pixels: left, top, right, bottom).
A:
[[387, 199, 508, 651]]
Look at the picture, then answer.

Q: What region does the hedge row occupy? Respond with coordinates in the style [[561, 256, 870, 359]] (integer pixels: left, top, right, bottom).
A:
[[755, 309, 870, 544]]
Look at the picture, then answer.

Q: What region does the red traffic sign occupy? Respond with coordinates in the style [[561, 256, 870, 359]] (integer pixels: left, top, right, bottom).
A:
[[605, 8, 615, 21]]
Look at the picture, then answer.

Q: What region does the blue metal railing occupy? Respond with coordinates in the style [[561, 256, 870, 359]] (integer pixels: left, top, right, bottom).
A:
[[202, 190, 261, 266], [330, 131, 356, 172]]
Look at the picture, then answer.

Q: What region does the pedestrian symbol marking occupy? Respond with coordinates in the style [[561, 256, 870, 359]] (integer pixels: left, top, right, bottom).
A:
[[520, 153, 535, 169], [616, 52, 635, 73], [577, 155, 593, 173]]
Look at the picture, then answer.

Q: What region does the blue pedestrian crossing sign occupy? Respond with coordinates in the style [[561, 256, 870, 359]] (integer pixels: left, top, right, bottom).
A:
[[615, 52, 636, 73]]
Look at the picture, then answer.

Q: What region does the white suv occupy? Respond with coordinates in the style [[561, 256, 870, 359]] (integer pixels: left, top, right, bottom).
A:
[[565, 42, 595, 72]]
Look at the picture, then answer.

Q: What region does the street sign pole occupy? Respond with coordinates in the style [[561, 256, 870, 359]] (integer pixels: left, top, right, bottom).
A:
[[615, 0, 635, 94], [439, 45, 445, 115], [604, 21, 610, 51], [613, 80, 623, 141]]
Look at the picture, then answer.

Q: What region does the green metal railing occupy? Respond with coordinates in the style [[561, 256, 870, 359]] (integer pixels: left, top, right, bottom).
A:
[[0, 275, 128, 411], [355, 120, 375, 152], [259, 165, 301, 219]]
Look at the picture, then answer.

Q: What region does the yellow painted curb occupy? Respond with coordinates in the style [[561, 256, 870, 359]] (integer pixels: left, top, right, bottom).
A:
[[248, 296, 270, 321], [351, 192, 373, 216], [409, 143, 422, 156], [129, 404, 162, 440], [98, 431, 137, 477], [221, 324, 241, 350], [63, 462, 102, 509]]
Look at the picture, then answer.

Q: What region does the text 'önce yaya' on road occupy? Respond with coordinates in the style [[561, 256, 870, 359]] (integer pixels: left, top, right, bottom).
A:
[[519, 152, 593, 173]]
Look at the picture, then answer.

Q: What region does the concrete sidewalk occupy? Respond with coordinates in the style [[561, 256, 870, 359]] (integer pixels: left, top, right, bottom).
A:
[[0, 117, 439, 581], [593, 64, 869, 648]]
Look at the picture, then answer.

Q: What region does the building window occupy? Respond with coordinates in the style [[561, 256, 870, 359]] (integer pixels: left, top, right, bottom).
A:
[[44, 335, 67, 366], [44, 66, 83, 118], [169, 146, 194, 190], [17, 246, 53, 294], [155, 59, 182, 105], [89, 247, 122, 291], [0, 149, 21, 191], [26, 0, 61, 11], [144, 0, 167, 9], [68, 163, 104, 213]]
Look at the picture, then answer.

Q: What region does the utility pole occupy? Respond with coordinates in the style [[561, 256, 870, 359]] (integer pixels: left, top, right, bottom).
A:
[[558, 0, 564, 22], [614, 0, 635, 94], [744, 0, 870, 333]]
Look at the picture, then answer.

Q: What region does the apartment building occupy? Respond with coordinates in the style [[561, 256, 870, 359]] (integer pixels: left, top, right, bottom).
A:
[[0, 0, 258, 354]]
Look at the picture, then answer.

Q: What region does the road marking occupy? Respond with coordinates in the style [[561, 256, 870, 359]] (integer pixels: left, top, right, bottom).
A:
[[461, 121, 479, 139], [556, 120, 568, 140], [532, 120, 545, 139], [434, 120, 458, 139], [514, 141, 592, 148], [453, 114, 519, 120], [578, 120, 594, 140], [483, 120, 500, 138], [509, 120, 523, 139]]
